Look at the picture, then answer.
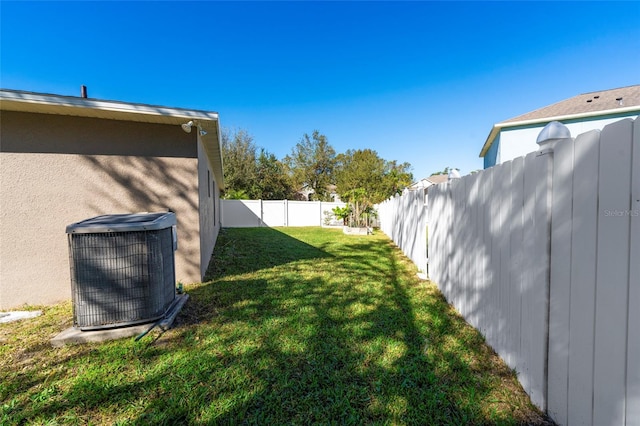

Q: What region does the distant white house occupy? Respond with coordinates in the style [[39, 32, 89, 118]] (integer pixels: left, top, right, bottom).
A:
[[296, 184, 341, 202], [406, 174, 449, 191], [403, 174, 449, 209], [480, 85, 640, 168]]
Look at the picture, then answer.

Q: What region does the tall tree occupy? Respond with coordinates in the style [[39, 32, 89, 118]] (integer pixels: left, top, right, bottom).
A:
[[221, 128, 258, 199], [335, 149, 413, 204], [284, 130, 336, 201], [335, 149, 413, 226], [335, 149, 386, 202], [255, 149, 294, 200], [382, 160, 413, 196], [431, 166, 455, 176]]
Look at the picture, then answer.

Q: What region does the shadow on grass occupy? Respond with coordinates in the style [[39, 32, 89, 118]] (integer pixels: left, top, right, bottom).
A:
[[166, 228, 549, 424], [204, 227, 335, 279], [1, 228, 552, 425]]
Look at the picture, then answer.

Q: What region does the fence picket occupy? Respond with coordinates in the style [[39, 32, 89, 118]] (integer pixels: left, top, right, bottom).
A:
[[548, 132, 575, 424], [481, 167, 493, 339], [567, 129, 600, 426], [498, 161, 512, 362], [469, 172, 482, 327], [521, 151, 544, 408], [509, 156, 525, 383], [593, 119, 634, 426], [627, 117, 640, 426]]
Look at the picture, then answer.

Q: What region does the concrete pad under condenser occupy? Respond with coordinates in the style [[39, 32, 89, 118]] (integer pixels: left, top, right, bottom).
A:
[[50, 323, 151, 347], [50, 294, 189, 347]]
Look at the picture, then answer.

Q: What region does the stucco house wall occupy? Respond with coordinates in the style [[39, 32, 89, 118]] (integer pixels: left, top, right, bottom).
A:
[[197, 137, 221, 280], [0, 93, 223, 309]]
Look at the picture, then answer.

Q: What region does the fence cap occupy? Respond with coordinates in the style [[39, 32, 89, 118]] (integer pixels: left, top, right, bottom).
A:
[[537, 121, 572, 148]]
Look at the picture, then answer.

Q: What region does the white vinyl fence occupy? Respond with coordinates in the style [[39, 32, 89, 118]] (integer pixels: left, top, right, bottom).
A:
[[380, 117, 639, 426], [221, 199, 346, 228], [377, 189, 428, 274]]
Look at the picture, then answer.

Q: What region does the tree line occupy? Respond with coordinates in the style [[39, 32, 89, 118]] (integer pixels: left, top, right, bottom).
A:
[[221, 128, 414, 206]]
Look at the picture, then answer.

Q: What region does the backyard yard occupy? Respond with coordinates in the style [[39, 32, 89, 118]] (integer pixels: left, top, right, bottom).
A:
[[1, 227, 552, 425]]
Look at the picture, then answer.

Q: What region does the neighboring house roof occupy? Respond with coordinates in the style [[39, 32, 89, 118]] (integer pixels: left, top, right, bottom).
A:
[[426, 174, 449, 185], [408, 174, 449, 190], [0, 88, 225, 188], [479, 84, 640, 158]]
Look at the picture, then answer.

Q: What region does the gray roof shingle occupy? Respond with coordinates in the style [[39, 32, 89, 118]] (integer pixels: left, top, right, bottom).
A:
[[500, 84, 640, 124], [480, 84, 640, 157]]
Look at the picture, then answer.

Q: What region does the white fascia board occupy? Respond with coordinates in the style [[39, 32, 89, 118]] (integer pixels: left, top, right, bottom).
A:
[[479, 126, 501, 158], [0, 89, 219, 123]]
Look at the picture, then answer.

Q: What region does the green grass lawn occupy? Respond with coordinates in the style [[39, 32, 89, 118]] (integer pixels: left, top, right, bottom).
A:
[[1, 227, 552, 425]]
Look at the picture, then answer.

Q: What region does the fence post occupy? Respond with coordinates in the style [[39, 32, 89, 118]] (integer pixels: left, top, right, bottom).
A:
[[284, 199, 288, 226], [546, 124, 575, 424], [260, 199, 264, 227], [536, 121, 571, 414]]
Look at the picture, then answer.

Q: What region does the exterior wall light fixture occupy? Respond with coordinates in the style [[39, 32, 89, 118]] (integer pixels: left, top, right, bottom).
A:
[[181, 120, 207, 136]]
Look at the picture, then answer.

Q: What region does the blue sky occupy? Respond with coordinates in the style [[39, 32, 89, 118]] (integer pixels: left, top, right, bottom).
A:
[[2, 1, 639, 178]]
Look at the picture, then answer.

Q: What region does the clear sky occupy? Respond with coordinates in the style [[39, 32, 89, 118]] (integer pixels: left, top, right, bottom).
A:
[[2, 1, 639, 178]]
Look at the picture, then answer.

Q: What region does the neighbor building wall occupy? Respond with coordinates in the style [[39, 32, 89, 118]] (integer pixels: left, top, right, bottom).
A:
[[488, 113, 640, 168], [483, 134, 500, 168], [0, 111, 203, 309]]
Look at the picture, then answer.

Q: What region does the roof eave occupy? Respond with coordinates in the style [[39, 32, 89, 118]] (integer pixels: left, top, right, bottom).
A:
[[200, 121, 225, 190], [479, 105, 640, 157], [1, 89, 225, 189], [479, 125, 502, 158], [0, 89, 218, 123]]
